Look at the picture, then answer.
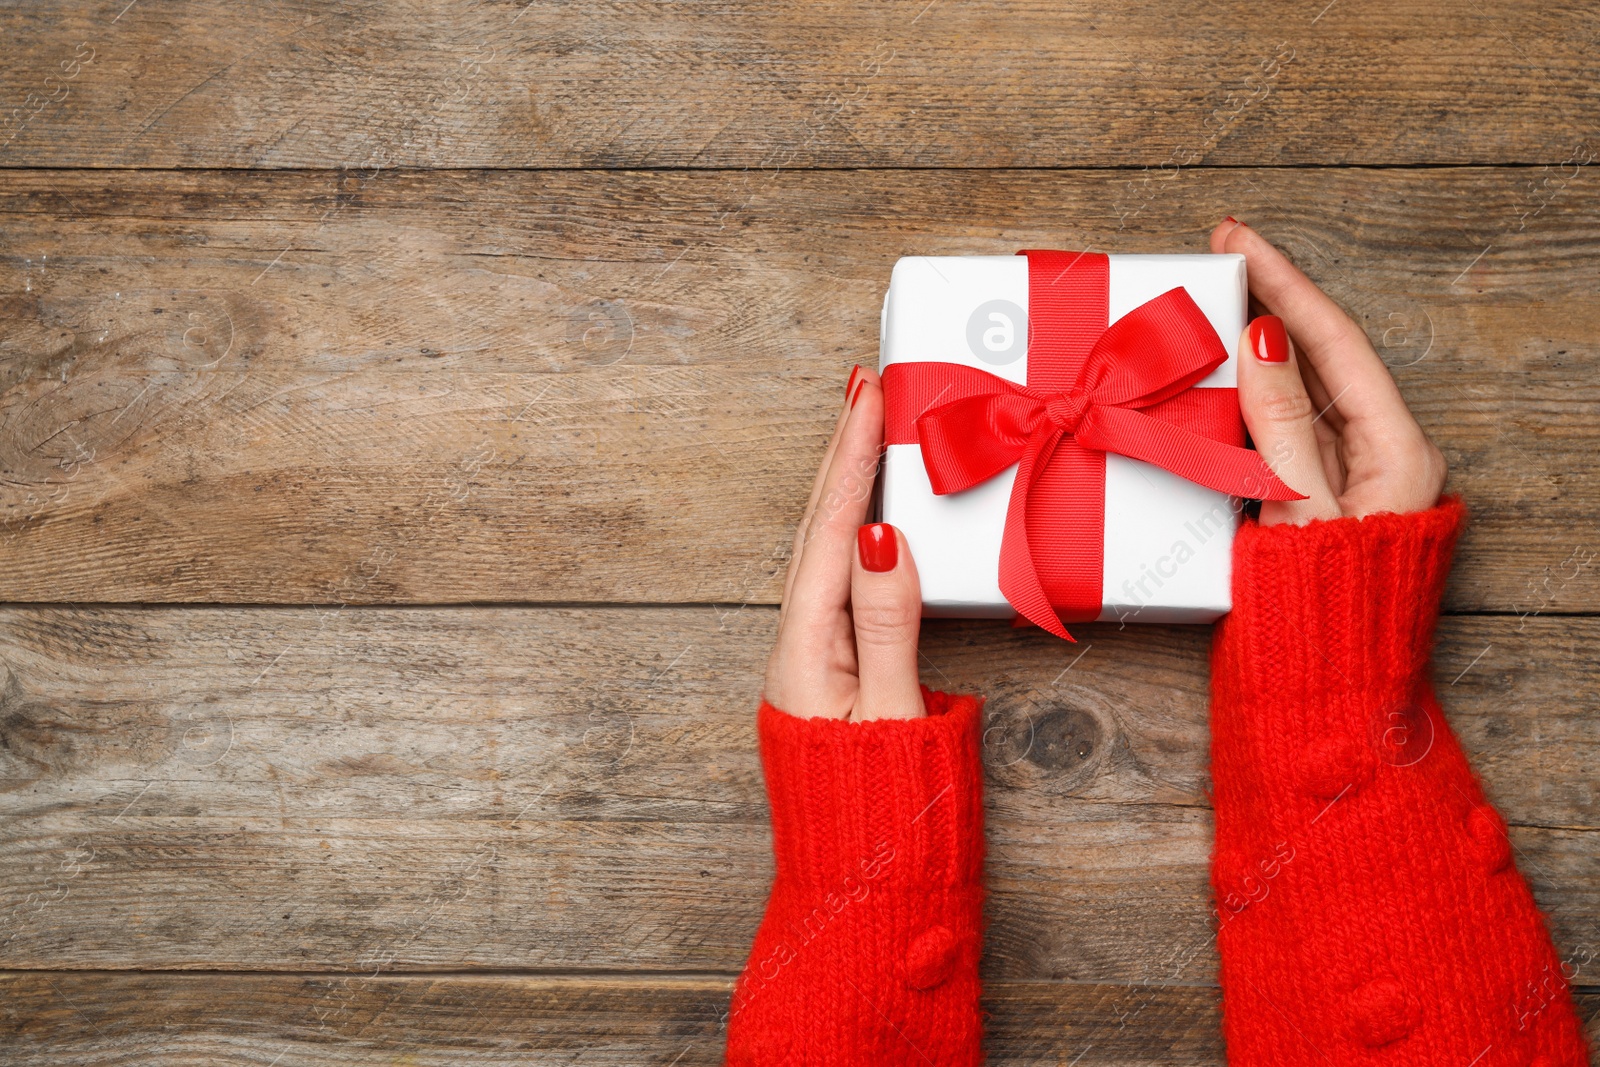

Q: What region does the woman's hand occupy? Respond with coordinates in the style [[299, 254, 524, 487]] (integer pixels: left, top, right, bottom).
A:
[[1212, 218, 1448, 526], [764, 367, 927, 721]]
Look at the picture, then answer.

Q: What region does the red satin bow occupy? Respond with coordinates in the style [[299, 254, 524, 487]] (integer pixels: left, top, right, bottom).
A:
[[882, 285, 1303, 640]]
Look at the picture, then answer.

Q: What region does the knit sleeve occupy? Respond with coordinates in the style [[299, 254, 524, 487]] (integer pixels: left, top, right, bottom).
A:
[[1209, 499, 1589, 1066], [724, 687, 986, 1066]]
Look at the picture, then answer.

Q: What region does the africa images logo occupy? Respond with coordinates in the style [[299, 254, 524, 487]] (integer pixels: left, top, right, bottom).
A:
[[966, 299, 1027, 366]]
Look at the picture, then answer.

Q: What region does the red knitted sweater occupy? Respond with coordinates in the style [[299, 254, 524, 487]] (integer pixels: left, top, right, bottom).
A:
[[725, 502, 1588, 1066]]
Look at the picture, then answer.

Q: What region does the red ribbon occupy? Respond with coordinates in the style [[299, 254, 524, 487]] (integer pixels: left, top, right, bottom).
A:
[[882, 250, 1302, 640]]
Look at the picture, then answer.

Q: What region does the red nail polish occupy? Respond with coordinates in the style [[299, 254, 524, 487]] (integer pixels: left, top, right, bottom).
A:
[[849, 377, 867, 409], [845, 365, 861, 398], [1225, 216, 1241, 225], [1248, 316, 1290, 363], [857, 523, 897, 572]]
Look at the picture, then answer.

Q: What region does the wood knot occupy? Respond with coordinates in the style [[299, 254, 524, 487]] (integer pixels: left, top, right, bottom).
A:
[[983, 697, 1104, 789]]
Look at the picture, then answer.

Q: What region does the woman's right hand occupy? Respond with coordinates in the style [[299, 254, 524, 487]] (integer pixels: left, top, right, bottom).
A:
[[762, 366, 928, 722], [1213, 218, 1448, 526]]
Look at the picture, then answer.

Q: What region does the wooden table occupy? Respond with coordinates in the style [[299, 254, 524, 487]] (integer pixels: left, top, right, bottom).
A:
[[2, 2, 1597, 1063]]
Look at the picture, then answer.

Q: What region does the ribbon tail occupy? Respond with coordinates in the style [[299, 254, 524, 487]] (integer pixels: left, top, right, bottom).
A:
[[1080, 405, 1307, 502], [997, 427, 1078, 642]]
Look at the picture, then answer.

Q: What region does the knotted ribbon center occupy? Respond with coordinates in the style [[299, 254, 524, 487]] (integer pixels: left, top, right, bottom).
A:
[[1042, 391, 1088, 433]]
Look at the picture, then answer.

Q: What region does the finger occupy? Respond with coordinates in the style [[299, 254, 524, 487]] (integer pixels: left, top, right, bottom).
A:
[[850, 523, 925, 721], [1294, 356, 1347, 494], [1209, 216, 1246, 253], [783, 366, 869, 612], [1215, 216, 1340, 432], [1314, 417, 1347, 498], [1295, 348, 1343, 434], [1220, 220, 1418, 433], [787, 369, 886, 631], [1238, 316, 1342, 525]]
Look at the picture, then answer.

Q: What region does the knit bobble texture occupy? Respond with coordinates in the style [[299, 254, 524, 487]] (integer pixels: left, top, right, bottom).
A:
[[725, 687, 985, 1066], [1210, 500, 1589, 1066]]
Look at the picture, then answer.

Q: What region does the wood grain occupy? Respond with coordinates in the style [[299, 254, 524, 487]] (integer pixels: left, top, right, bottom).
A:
[[5, 3, 1597, 1061], [2, 168, 1598, 609], [0, 972, 1595, 1065], [2, 1, 1597, 169], [0, 974, 1198, 1066], [1, 607, 1594, 978]]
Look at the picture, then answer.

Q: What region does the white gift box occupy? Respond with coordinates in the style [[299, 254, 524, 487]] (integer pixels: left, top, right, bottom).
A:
[[878, 253, 1248, 625]]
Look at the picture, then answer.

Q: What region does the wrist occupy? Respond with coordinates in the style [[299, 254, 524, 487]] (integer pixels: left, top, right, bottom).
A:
[[1214, 497, 1466, 724], [757, 687, 985, 892]]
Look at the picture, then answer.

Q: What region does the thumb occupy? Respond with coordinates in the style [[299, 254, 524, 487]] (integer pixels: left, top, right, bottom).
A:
[[850, 523, 926, 721], [1237, 316, 1341, 526]]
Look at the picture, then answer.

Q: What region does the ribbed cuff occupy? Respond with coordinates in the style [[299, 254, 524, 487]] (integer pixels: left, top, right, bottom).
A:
[[1214, 498, 1466, 719], [757, 688, 985, 892], [1207, 498, 1591, 1065]]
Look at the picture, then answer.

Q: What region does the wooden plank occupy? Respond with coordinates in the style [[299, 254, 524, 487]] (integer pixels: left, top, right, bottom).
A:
[[1, 607, 1594, 976], [0, 972, 1594, 1065], [1, 1, 1596, 169], [1, 168, 1598, 609], [0, 974, 1195, 1066]]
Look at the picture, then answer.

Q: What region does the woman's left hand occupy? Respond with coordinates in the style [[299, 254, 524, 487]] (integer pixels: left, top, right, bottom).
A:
[[763, 366, 927, 721], [1213, 218, 1448, 525]]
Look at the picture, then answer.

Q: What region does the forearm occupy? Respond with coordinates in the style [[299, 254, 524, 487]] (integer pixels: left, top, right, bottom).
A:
[[1209, 500, 1587, 1064], [725, 688, 986, 1067]]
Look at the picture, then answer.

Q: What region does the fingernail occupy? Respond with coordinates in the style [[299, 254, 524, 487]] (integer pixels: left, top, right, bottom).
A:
[[845, 365, 861, 398], [849, 377, 868, 409], [1224, 215, 1242, 226], [1248, 315, 1290, 363], [857, 523, 897, 572]]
